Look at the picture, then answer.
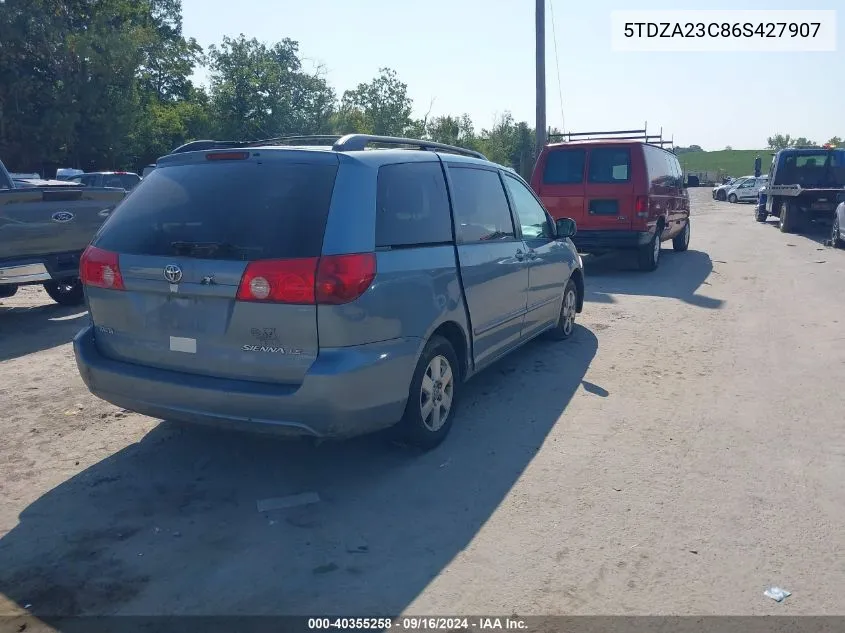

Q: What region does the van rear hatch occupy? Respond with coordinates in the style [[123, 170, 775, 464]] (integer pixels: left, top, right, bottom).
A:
[[83, 150, 340, 385], [535, 145, 635, 230]]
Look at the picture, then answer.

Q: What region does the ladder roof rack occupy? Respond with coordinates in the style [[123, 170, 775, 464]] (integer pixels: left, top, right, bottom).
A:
[[547, 124, 675, 152]]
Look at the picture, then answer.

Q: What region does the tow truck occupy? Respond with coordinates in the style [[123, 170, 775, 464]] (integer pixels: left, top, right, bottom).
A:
[[756, 144, 845, 233]]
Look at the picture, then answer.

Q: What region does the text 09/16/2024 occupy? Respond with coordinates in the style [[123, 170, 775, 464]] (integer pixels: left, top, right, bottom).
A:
[[610, 10, 837, 52]]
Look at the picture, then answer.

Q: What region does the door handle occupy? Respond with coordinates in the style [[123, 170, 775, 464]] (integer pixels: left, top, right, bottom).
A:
[[515, 249, 525, 261]]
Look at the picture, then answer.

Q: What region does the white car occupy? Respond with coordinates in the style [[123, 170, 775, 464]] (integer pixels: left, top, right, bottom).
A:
[[713, 176, 753, 201], [727, 176, 768, 203]]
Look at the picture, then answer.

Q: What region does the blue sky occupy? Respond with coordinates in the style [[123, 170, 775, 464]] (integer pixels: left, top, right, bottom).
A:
[[181, 0, 843, 150]]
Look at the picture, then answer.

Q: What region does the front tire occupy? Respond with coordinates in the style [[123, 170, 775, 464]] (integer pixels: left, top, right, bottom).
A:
[[728, 193, 738, 203], [755, 206, 768, 223], [672, 219, 690, 252], [716, 190, 727, 201], [396, 335, 460, 450], [43, 278, 85, 306], [548, 278, 578, 340], [637, 228, 661, 272]]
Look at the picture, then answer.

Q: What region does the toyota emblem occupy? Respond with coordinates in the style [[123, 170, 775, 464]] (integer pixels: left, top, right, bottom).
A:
[[51, 211, 74, 223], [163, 264, 183, 283]]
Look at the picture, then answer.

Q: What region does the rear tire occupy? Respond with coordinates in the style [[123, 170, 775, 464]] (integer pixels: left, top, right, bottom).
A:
[[548, 278, 578, 340], [728, 193, 738, 203], [637, 228, 661, 272], [672, 219, 690, 252], [779, 201, 796, 233], [396, 335, 460, 450], [43, 278, 85, 306], [832, 216, 843, 248]]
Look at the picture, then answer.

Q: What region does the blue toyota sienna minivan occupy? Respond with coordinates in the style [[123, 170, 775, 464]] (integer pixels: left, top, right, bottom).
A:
[[74, 134, 585, 449]]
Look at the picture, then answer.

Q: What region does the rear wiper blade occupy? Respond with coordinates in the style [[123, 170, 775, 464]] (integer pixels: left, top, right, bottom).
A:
[[170, 241, 247, 258]]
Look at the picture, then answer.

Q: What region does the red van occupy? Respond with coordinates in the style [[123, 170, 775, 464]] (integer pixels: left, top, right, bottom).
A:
[[530, 138, 691, 271]]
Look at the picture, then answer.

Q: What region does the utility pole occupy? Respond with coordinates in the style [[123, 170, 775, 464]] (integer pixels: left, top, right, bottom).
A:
[[535, 0, 546, 156]]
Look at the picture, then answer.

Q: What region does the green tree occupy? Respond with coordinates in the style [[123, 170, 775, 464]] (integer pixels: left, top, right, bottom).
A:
[[207, 35, 334, 141], [792, 137, 817, 148], [767, 134, 793, 150], [338, 68, 413, 136], [827, 136, 844, 148]]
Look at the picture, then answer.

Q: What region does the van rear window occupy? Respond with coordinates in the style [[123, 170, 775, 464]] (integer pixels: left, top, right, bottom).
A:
[[588, 148, 631, 183], [542, 149, 586, 184], [94, 161, 339, 260]]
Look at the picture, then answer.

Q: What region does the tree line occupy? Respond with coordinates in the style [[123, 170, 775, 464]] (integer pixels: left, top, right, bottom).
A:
[[766, 134, 844, 150], [0, 0, 539, 178]]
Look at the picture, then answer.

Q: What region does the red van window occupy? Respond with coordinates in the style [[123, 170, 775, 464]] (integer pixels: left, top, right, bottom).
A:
[[542, 148, 586, 184], [588, 147, 631, 183]]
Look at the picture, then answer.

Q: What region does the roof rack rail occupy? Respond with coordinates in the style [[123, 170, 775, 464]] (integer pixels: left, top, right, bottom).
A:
[[244, 135, 343, 147], [332, 134, 487, 160], [168, 134, 489, 160], [169, 139, 243, 154]]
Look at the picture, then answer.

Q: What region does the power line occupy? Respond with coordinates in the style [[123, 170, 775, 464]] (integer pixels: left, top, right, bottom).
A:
[[548, 0, 565, 133]]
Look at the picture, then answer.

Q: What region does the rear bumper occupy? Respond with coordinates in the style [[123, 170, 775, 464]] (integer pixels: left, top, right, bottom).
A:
[[73, 325, 420, 439], [571, 230, 653, 253], [0, 251, 82, 285]]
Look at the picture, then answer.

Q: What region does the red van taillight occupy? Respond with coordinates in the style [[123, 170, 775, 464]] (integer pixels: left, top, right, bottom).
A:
[[236, 254, 376, 305], [80, 245, 125, 290], [635, 196, 649, 218]]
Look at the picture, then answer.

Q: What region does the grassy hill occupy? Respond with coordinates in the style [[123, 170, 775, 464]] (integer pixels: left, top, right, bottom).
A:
[[678, 149, 770, 178]]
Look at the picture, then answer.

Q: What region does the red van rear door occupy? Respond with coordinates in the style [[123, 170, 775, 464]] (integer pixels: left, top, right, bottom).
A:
[[532, 146, 587, 225], [580, 145, 637, 230]]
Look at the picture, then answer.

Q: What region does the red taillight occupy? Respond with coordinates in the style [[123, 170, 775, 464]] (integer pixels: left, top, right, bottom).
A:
[[235, 254, 376, 305], [316, 253, 377, 305], [206, 151, 250, 161], [237, 258, 318, 303], [635, 196, 649, 218], [80, 245, 125, 290]]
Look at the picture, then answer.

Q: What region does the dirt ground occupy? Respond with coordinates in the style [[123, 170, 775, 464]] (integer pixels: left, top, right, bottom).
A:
[[1, 187, 844, 621]]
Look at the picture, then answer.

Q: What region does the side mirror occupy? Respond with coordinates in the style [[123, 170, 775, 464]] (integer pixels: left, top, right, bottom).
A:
[[555, 217, 577, 239]]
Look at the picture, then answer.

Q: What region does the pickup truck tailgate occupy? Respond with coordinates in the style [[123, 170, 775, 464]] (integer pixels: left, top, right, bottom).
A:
[[0, 188, 124, 261]]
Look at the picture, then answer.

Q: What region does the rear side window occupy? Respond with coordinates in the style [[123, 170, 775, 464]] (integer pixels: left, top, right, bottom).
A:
[[543, 149, 586, 184], [376, 162, 452, 247], [644, 144, 675, 186], [94, 161, 339, 260], [449, 167, 516, 243], [588, 147, 631, 183]]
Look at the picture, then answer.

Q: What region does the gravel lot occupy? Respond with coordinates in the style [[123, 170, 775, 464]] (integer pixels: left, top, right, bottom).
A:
[[1, 187, 844, 620]]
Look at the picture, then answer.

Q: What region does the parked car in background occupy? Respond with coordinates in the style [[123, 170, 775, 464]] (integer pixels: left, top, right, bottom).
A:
[[141, 164, 156, 178], [55, 168, 84, 181], [0, 158, 126, 306], [727, 175, 768, 203], [73, 134, 585, 449], [530, 130, 690, 272], [713, 176, 750, 200], [72, 171, 141, 190]]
